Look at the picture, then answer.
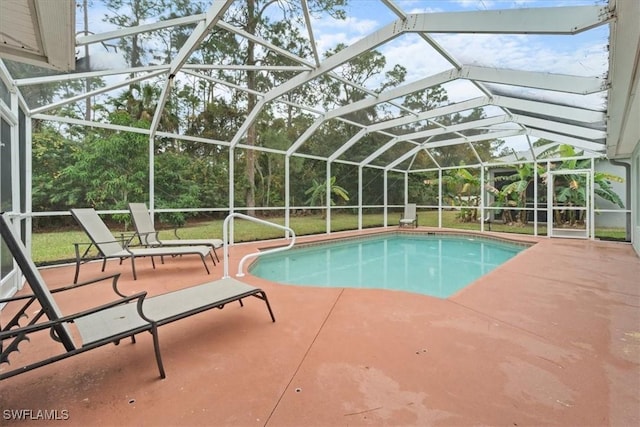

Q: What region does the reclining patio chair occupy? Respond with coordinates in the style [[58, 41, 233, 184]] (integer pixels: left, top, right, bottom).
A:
[[128, 203, 223, 263], [0, 212, 275, 381], [399, 203, 418, 228], [70, 208, 215, 283]]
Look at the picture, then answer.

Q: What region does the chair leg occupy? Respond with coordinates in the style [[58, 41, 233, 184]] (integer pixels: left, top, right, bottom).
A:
[[73, 245, 82, 284], [209, 252, 216, 267], [201, 256, 211, 275], [149, 325, 166, 379], [131, 256, 138, 280], [254, 291, 276, 322], [212, 247, 220, 263], [74, 260, 81, 284]]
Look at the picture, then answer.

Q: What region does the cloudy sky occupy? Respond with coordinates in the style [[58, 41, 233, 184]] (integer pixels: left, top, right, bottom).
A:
[[306, 0, 609, 152], [312, 1, 608, 87]]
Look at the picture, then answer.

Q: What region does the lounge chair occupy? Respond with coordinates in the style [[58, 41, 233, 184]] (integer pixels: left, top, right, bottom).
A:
[[70, 208, 215, 282], [0, 212, 275, 381], [128, 203, 223, 263], [399, 203, 418, 228]]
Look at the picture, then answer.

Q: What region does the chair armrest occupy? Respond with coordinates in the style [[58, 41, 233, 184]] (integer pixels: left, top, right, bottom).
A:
[[0, 291, 148, 341], [132, 231, 161, 246], [173, 228, 183, 239], [119, 232, 139, 247], [1, 274, 122, 304], [0, 293, 37, 305], [72, 241, 96, 261], [73, 236, 135, 257], [50, 273, 127, 298], [74, 234, 133, 249]]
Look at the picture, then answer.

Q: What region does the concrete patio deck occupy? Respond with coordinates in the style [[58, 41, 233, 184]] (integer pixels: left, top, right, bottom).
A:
[[1, 228, 639, 426]]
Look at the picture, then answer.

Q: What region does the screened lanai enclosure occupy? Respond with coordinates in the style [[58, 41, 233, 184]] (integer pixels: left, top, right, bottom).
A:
[[0, 0, 639, 297]]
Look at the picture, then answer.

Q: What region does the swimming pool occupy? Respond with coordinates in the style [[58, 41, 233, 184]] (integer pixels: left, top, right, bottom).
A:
[[249, 233, 528, 298]]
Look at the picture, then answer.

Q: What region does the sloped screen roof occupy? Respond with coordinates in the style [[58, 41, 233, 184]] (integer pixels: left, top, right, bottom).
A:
[[0, 0, 637, 165]]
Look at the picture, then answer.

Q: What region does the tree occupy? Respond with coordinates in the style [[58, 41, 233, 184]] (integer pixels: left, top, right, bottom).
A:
[[154, 151, 202, 227], [31, 126, 78, 219], [59, 112, 149, 214], [225, 0, 348, 215], [103, 0, 171, 69], [255, 122, 289, 210]]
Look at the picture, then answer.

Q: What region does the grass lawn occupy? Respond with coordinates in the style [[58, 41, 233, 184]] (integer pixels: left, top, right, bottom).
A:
[[31, 210, 627, 265]]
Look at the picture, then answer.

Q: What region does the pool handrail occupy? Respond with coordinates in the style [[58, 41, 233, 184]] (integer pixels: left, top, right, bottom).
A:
[[222, 213, 296, 278]]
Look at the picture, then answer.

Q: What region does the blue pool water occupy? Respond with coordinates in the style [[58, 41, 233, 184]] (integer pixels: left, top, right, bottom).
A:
[[250, 234, 527, 298]]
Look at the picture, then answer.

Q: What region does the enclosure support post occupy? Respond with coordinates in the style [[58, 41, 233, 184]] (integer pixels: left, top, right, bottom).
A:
[[480, 167, 485, 232], [148, 136, 155, 224], [438, 169, 443, 229], [404, 171, 409, 205], [326, 162, 331, 234], [534, 160, 538, 236], [358, 166, 363, 230], [590, 157, 595, 240], [383, 169, 388, 227], [546, 161, 552, 237], [285, 156, 291, 239], [229, 147, 235, 245]]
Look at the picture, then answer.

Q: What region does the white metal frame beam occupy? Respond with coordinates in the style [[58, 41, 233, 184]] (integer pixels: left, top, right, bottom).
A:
[[492, 95, 606, 123], [406, 6, 611, 35], [527, 129, 606, 153], [386, 129, 524, 170], [390, 115, 512, 144], [76, 14, 206, 46], [514, 115, 606, 140]]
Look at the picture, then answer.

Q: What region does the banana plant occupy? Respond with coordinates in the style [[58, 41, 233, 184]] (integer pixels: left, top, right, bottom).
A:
[[551, 145, 624, 225], [493, 162, 546, 224], [441, 167, 481, 222], [305, 176, 350, 219]]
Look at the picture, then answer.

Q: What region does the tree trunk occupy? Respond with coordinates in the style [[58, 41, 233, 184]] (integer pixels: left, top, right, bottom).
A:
[[245, 0, 257, 216], [83, 0, 91, 121]]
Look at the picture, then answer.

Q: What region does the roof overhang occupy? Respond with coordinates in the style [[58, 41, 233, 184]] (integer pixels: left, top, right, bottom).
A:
[[606, 0, 640, 159], [0, 0, 76, 71]]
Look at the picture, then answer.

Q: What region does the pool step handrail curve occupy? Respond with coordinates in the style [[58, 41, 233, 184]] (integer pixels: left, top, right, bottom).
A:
[[222, 212, 296, 278]]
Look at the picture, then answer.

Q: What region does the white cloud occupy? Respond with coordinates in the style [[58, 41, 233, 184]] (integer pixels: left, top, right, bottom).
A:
[[380, 36, 454, 80], [455, 0, 495, 9], [427, 32, 608, 77], [311, 15, 381, 56]]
